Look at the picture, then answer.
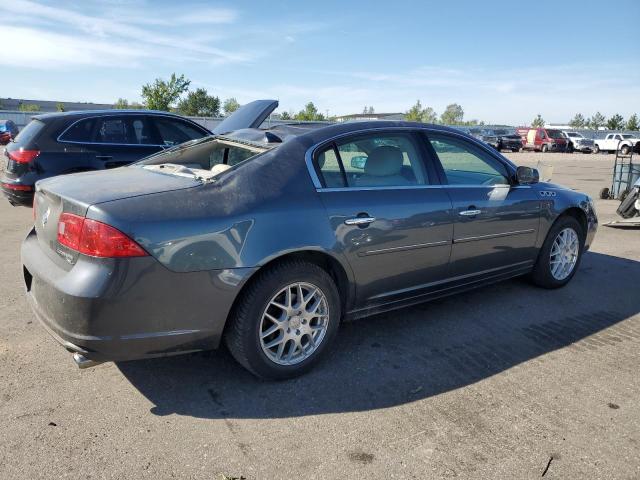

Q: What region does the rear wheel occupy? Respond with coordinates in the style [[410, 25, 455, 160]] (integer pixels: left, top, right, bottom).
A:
[[530, 216, 584, 289], [620, 145, 631, 155], [225, 260, 341, 379]]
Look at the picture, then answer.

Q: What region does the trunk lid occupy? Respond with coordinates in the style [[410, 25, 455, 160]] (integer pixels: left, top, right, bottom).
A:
[[212, 99, 278, 135], [34, 166, 202, 265]]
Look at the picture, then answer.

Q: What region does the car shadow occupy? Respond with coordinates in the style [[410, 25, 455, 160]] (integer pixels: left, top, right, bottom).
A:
[[118, 251, 640, 419]]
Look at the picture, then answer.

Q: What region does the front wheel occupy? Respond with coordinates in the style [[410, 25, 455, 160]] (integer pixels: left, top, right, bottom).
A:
[[541, 144, 548, 153], [620, 145, 631, 155], [225, 260, 341, 379], [593, 145, 600, 154], [530, 216, 585, 289]]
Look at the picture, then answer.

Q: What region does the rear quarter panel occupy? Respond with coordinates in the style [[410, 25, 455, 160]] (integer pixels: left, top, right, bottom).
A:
[[86, 141, 352, 275]]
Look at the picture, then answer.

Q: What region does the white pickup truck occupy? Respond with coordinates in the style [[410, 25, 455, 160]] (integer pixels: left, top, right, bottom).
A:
[[594, 133, 640, 155]]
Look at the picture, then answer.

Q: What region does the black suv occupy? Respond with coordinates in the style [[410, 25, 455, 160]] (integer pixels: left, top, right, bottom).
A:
[[1, 110, 210, 206]]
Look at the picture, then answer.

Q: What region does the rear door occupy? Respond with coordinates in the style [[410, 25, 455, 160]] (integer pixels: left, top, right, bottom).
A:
[[425, 131, 540, 279], [312, 130, 453, 309]]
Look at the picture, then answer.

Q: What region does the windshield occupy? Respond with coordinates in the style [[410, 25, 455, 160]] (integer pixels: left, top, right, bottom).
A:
[[136, 137, 268, 170], [547, 129, 564, 139], [566, 132, 580, 138]]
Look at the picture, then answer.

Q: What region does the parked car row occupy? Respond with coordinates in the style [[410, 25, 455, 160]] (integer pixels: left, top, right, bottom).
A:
[[11, 100, 597, 378], [465, 126, 640, 155]]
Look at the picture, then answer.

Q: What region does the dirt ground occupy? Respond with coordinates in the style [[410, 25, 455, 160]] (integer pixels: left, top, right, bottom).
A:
[[0, 150, 639, 479]]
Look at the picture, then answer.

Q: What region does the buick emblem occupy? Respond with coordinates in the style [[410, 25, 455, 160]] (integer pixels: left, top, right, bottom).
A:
[[41, 207, 50, 227]]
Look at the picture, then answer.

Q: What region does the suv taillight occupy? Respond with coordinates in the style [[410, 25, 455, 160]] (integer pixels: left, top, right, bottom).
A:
[[8, 148, 40, 164], [57, 213, 148, 258]]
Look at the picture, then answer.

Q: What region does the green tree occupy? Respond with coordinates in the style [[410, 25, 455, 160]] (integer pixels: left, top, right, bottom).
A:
[[18, 103, 40, 112], [55, 102, 65, 112], [280, 110, 292, 120], [626, 114, 639, 131], [568, 113, 585, 129], [114, 98, 129, 109], [223, 97, 240, 115], [294, 102, 325, 121], [440, 103, 464, 125], [405, 100, 438, 123], [606, 113, 624, 130], [591, 112, 606, 130], [141, 73, 190, 111], [531, 114, 545, 128], [177, 88, 220, 117]]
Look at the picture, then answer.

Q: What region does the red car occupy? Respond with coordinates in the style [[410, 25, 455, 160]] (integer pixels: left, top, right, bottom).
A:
[[516, 127, 568, 153], [0, 120, 19, 145]]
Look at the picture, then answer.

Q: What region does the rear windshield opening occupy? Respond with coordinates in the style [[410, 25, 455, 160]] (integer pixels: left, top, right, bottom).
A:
[[137, 138, 267, 171]]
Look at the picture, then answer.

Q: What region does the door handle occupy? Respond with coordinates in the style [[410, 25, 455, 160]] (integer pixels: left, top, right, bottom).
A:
[[96, 155, 113, 160], [459, 209, 482, 216], [344, 216, 376, 226]]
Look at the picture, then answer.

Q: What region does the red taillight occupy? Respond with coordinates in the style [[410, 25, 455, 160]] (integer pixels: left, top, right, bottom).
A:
[[8, 148, 40, 164], [57, 213, 147, 258], [1, 182, 33, 191]]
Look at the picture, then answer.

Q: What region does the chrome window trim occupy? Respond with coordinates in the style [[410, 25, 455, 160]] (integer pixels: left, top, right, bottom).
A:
[[304, 125, 518, 192], [56, 113, 207, 147]]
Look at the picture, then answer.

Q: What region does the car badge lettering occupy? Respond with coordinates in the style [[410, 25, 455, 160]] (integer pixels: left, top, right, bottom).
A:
[[41, 207, 50, 227]]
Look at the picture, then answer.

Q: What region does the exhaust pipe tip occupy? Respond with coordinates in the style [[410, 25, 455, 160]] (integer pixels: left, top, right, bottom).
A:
[[72, 352, 103, 369]]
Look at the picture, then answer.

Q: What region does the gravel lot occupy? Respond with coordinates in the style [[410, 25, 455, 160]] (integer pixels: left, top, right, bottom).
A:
[[1, 150, 639, 479]]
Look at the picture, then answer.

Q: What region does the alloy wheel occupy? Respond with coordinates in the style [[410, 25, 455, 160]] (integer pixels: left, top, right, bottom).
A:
[[549, 227, 579, 281], [259, 282, 329, 365]]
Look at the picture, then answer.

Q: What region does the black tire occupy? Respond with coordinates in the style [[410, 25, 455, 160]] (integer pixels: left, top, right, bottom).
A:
[[224, 259, 341, 379], [620, 145, 630, 155], [530, 216, 585, 289], [599, 187, 610, 199], [512, 148, 521, 153], [541, 144, 548, 153], [617, 187, 639, 218], [593, 144, 600, 154], [567, 142, 574, 153]]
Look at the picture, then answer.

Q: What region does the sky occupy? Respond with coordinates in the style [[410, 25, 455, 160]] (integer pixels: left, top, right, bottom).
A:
[[1, 0, 639, 124]]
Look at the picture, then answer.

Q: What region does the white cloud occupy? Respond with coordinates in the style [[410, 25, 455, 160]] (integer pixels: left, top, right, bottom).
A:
[[3, 0, 249, 68]]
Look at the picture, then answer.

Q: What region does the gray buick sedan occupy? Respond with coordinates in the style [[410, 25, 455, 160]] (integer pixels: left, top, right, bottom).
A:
[[22, 100, 597, 379]]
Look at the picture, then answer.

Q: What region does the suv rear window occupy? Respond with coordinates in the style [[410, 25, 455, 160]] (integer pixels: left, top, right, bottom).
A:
[[14, 119, 45, 146], [59, 118, 96, 142]]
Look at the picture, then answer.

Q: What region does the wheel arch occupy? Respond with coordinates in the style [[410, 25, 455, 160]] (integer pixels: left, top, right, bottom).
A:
[[222, 249, 355, 336], [556, 207, 588, 239]]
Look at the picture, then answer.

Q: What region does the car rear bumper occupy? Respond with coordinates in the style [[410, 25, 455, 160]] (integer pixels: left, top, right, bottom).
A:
[[21, 228, 257, 362], [1, 178, 34, 206]]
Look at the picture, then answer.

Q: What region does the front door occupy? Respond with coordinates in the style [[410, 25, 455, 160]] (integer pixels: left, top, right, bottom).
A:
[[425, 132, 540, 279], [87, 115, 162, 168], [313, 131, 453, 309]]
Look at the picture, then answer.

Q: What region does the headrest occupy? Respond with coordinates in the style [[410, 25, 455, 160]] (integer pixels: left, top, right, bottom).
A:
[[364, 146, 403, 176], [211, 163, 232, 175]]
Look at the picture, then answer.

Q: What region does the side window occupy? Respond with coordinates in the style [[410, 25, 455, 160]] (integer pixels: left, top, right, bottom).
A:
[[96, 117, 128, 144], [428, 134, 510, 186], [316, 133, 428, 188], [317, 147, 345, 188], [154, 118, 205, 146], [59, 118, 96, 142]]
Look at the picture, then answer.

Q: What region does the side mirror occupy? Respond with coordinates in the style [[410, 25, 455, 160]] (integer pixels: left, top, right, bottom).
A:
[[350, 155, 367, 170], [516, 166, 539, 185]]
